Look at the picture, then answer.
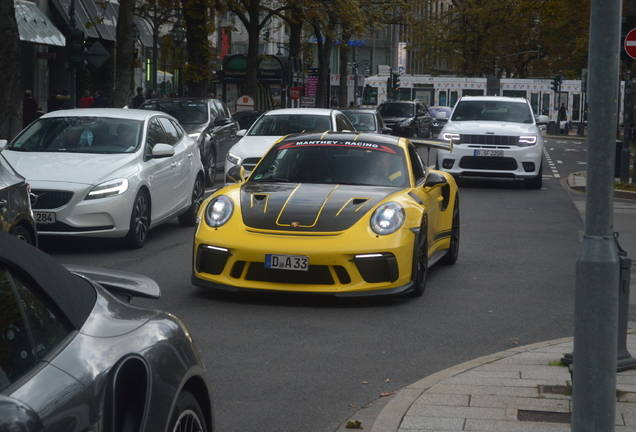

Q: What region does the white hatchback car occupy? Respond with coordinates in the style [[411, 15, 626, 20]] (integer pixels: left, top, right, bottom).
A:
[[224, 108, 355, 184], [437, 96, 545, 189], [0, 108, 205, 248]]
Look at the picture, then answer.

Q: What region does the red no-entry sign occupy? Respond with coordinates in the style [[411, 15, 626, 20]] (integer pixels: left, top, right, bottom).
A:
[[625, 28, 636, 59]]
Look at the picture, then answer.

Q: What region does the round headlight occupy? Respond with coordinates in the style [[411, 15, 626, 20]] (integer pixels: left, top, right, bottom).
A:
[[204, 195, 234, 227], [370, 202, 405, 235]]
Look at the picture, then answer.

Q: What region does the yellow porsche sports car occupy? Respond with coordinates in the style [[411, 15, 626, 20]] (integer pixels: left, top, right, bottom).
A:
[[191, 132, 459, 297]]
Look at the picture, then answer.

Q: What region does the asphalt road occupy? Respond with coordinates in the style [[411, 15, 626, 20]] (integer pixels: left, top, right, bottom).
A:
[[41, 139, 585, 432]]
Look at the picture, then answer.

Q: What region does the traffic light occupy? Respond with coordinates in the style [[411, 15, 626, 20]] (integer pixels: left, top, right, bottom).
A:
[[68, 29, 87, 71], [392, 72, 401, 90], [551, 75, 561, 93]]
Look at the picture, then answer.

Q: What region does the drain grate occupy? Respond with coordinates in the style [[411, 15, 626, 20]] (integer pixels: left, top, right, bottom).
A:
[[518, 410, 571, 424], [539, 385, 572, 395]]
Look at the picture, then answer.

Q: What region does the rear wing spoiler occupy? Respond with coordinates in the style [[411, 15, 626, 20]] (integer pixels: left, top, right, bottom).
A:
[[409, 138, 453, 153]]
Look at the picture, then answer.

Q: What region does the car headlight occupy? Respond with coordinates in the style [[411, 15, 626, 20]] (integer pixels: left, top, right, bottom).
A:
[[205, 195, 234, 227], [441, 132, 460, 142], [518, 136, 538, 146], [370, 202, 405, 235], [85, 178, 129, 200], [227, 152, 241, 165]]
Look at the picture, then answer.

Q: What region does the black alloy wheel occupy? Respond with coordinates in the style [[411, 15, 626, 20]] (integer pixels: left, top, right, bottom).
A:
[[440, 194, 460, 265], [125, 190, 150, 249], [169, 391, 208, 432], [178, 175, 205, 227], [204, 149, 217, 187]]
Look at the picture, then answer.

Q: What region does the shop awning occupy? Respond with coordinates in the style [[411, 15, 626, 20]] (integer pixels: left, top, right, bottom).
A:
[[15, 0, 65, 46]]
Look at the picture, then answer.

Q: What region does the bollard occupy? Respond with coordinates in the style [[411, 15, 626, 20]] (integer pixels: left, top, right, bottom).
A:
[[577, 122, 584, 136], [561, 232, 636, 371]]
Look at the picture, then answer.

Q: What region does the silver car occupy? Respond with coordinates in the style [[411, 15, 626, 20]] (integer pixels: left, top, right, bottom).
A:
[[0, 109, 205, 248], [0, 232, 213, 432]]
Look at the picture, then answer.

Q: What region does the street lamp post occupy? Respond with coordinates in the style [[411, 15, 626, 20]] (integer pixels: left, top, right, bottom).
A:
[[169, 18, 186, 96]]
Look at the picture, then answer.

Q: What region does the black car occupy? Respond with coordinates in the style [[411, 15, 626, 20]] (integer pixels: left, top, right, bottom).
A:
[[140, 98, 239, 186], [0, 151, 37, 246], [378, 100, 434, 138], [339, 107, 392, 134], [0, 232, 213, 432], [428, 106, 452, 137], [233, 109, 265, 131]]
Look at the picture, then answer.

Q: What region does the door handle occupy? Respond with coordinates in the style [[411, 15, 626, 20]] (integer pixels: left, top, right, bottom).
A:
[[171, 162, 178, 168]]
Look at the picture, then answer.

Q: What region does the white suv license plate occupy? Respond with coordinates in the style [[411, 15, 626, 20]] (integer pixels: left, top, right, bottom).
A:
[[265, 254, 309, 271], [34, 212, 56, 224], [474, 150, 504, 157]]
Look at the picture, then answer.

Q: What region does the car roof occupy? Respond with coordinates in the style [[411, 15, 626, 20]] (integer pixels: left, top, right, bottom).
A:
[[0, 232, 96, 331], [340, 108, 378, 113], [457, 96, 529, 103], [263, 108, 336, 116], [40, 108, 162, 121]]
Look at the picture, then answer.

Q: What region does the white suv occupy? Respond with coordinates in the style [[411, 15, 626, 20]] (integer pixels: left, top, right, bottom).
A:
[[436, 96, 544, 189]]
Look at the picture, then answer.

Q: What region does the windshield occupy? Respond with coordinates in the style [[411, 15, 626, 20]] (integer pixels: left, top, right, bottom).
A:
[[251, 141, 408, 187], [141, 101, 209, 125], [248, 115, 333, 136], [8, 117, 143, 153], [378, 103, 414, 118], [451, 100, 533, 123], [343, 112, 376, 131]]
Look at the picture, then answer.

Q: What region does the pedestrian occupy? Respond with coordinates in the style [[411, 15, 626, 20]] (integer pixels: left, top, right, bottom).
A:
[[145, 88, 155, 100], [23, 90, 38, 128], [349, 101, 354, 107], [132, 87, 145, 108], [57, 89, 72, 110], [47, 89, 60, 112], [558, 102, 567, 135], [78, 90, 94, 108], [330, 96, 338, 108], [92, 90, 109, 108]]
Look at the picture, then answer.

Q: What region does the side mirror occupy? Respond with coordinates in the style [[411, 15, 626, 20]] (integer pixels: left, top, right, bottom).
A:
[[237, 129, 247, 138], [536, 115, 550, 125], [226, 165, 246, 184], [213, 117, 230, 126], [424, 171, 448, 188], [150, 143, 174, 158], [0, 139, 7, 151], [381, 127, 393, 134], [436, 112, 447, 120]]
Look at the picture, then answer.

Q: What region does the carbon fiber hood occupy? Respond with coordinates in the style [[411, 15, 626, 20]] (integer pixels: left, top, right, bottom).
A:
[[240, 182, 399, 232]]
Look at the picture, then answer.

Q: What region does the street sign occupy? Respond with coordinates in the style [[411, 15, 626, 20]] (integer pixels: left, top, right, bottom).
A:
[[289, 87, 301, 101], [87, 41, 110, 69], [235, 95, 255, 112], [625, 28, 636, 59]]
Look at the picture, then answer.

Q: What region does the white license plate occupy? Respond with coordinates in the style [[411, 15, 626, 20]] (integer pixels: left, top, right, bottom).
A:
[[265, 254, 309, 271], [474, 150, 504, 157], [34, 212, 56, 224]]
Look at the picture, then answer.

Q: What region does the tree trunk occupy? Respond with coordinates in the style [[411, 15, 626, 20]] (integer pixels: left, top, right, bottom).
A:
[[0, 0, 22, 140], [338, 39, 350, 108], [244, 0, 262, 106], [314, 25, 333, 109], [114, 0, 135, 107]]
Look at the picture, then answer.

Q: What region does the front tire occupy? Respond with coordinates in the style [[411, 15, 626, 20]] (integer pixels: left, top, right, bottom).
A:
[[178, 175, 205, 227], [204, 149, 217, 187], [440, 195, 460, 265], [124, 190, 150, 249], [410, 221, 428, 297], [169, 391, 207, 432]]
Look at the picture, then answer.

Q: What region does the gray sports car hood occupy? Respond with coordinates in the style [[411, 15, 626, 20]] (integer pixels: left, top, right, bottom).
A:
[[240, 182, 399, 232]]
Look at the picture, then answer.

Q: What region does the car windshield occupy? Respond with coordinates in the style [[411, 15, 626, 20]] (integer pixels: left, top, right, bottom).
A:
[[7, 117, 143, 153], [378, 103, 414, 118], [250, 141, 408, 187], [451, 101, 533, 123], [343, 112, 376, 131], [248, 114, 333, 136], [141, 101, 209, 124]]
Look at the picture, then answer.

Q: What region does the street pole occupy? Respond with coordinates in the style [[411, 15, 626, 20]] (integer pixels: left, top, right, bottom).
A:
[[623, 70, 632, 183], [151, 3, 158, 95], [571, 0, 621, 431], [68, 0, 76, 108]]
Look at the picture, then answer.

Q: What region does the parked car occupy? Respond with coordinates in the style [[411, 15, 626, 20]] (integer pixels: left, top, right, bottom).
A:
[[0, 108, 205, 248], [339, 107, 392, 134], [428, 106, 452, 137], [140, 97, 239, 187], [233, 109, 265, 131], [224, 108, 355, 184], [0, 153, 37, 246], [378, 100, 434, 138], [0, 231, 213, 432], [437, 96, 545, 189], [193, 132, 459, 298]]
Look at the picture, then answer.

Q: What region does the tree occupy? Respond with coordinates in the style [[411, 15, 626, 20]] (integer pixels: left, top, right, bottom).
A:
[[0, 0, 22, 140], [183, 0, 215, 96], [114, 0, 136, 107]]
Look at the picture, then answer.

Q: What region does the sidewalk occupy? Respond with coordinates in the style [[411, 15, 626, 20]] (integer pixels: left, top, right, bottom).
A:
[[338, 171, 636, 432]]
